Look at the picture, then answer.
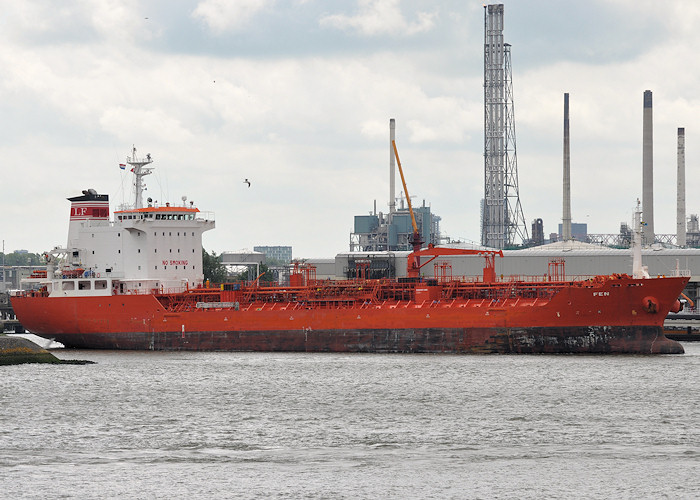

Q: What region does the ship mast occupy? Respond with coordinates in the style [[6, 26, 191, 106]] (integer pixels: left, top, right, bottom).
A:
[[126, 146, 154, 209]]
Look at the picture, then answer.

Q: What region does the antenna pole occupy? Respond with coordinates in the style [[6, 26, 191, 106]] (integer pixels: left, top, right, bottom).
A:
[[126, 146, 154, 209]]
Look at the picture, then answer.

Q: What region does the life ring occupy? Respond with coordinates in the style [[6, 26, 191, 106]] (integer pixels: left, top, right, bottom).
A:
[[97, 273, 101, 278]]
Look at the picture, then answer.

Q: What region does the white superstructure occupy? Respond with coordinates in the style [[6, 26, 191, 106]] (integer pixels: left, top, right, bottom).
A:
[[28, 148, 215, 297]]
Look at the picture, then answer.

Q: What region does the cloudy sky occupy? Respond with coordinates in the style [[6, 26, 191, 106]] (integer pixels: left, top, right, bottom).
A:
[[2, 0, 700, 258]]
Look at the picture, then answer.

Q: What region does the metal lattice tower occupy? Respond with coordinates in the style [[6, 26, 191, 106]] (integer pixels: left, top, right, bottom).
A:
[[482, 4, 527, 249]]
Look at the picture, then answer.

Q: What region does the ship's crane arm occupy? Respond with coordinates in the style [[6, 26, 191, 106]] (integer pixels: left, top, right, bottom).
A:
[[413, 245, 503, 283], [392, 140, 423, 278], [392, 141, 501, 282], [392, 141, 419, 235]]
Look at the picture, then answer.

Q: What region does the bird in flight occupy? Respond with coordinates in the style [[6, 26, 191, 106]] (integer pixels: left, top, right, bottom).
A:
[[244, 179, 251, 187]]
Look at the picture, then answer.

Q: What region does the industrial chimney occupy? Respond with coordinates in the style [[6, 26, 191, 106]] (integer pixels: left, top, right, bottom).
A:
[[642, 90, 654, 244], [389, 118, 396, 214], [677, 127, 686, 246], [562, 93, 572, 241]]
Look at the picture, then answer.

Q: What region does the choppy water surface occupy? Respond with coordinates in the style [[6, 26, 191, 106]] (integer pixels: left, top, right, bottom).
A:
[[2, 344, 700, 499]]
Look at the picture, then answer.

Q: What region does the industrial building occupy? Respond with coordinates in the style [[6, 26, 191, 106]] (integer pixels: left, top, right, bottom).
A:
[[349, 118, 443, 252], [307, 241, 700, 306], [350, 203, 441, 252], [253, 246, 292, 264], [557, 223, 588, 242], [332, 3, 700, 308]]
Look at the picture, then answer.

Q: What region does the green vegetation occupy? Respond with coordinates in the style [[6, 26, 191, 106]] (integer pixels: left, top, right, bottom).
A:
[[202, 249, 227, 284], [0, 252, 43, 266], [202, 249, 276, 284]]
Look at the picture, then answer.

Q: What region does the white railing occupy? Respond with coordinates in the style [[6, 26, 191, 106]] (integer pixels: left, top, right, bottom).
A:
[[196, 211, 215, 222]]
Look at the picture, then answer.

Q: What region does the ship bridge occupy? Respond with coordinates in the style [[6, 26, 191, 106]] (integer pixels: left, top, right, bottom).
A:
[[115, 205, 215, 224]]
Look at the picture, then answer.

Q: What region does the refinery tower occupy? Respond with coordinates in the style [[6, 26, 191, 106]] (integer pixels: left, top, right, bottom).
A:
[[481, 4, 528, 249]]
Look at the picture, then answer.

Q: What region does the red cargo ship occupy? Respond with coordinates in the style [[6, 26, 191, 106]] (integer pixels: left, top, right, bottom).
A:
[[10, 147, 688, 354]]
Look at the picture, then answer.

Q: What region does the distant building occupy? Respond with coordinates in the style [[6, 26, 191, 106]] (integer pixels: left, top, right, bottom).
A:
[[253, 246, 292, 264], [688, 215, 700, 247], [1, 266, 45, 291], [558, 222, 587, 241], [618, 223, 633, 247], [530, 218, 544, 246], [350, 202, 442, 252], [220, 250, 265, 281]]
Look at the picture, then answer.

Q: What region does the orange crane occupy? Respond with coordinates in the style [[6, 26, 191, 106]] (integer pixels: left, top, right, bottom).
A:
[[392, 140, 423, 276], [392, 140, 503, 282]]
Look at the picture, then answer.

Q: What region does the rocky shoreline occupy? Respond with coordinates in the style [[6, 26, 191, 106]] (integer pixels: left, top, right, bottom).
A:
[[0, 335, 93, 365]]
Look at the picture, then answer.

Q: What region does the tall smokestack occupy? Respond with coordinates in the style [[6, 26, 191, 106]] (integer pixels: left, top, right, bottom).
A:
[[642, 90, 655, 244], [562, 93, 572, 241], [389, 118, 396, 214], [677, 127, 686, 247]]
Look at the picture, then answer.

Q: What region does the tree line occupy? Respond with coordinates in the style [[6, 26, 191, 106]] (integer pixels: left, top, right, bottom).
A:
[[202, 249, 275, 284], [0, 252, 43, 266]]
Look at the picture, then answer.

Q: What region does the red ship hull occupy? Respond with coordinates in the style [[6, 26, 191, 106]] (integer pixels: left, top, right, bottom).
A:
[[11, 274, 689, 354]]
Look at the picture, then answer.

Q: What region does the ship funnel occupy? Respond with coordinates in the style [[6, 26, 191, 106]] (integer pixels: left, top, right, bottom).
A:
[[67, 190, 109, 248]]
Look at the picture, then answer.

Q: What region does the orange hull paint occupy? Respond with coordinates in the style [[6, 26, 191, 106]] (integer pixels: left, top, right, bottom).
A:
[[11, 274, 689, 354]]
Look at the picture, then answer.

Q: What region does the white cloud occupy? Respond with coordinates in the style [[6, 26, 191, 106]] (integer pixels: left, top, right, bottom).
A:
[[320, 0, 436, 36], [191, 0, 273, 33], [4, 0, 700, 257]]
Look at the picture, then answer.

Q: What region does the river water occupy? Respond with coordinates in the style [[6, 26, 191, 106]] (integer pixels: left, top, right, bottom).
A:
[[2, 342, 700, 499]]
